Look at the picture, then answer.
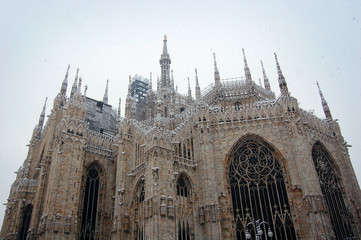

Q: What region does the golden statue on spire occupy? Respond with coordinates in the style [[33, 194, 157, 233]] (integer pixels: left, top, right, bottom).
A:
[[164, 35, 167, 40]]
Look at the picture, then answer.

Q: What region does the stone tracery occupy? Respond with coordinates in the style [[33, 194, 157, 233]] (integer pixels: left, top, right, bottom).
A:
[[312, 142, 355, 239], [228, 136, 297, 240]]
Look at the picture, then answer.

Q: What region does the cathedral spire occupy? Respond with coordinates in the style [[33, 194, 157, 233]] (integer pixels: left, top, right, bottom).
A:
[[188, 77, 192, 101], [316, 82, 333, 120], [37, 97, 47, 129], [261, 60, 271, 91], [242, 49, 252, 83], [157, 75, 160, 91], [160, 35, 171, 87], [60, 65, 70, 96], [149, 72, 152, 91], [171, 70, 174, 89], [127, 75, 132, 97], [162, 35, 168, 55], [70, 68, 79, 98], [77, 77, 82, 95], [84, 85, 88, 97], [195, 68, 201, 100], [103, 79, 109, 104], [274, 53, 289, 96], [125, 75, 132, 118], [213, 52, 221, 86], [118, 97, 121, 119]]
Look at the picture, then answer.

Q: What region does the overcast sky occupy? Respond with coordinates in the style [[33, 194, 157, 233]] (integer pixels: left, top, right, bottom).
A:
[[0, 0, 360, 227]]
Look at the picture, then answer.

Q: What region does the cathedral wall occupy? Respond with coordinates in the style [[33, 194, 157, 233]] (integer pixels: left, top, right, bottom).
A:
[[191, 118, 331, 239]]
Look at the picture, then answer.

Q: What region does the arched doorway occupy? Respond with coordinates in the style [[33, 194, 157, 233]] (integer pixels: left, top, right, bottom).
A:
[[227, 136, 296, 240], [312, 142, 354, 239]]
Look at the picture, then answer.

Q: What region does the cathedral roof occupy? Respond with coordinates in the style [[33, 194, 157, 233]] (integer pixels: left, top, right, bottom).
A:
[[85, 97, 117, 135]]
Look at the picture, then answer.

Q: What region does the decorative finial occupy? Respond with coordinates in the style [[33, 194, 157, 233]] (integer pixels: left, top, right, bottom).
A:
[[316, 81, 332, 119], [70, 68, 79, 98], [127, 75, 132, 97], [171, 70, 174, 89], [103, 79, 109, 104], [242, 49, 252, 83], [84, 85, 88, 97], [118, 98, 121, 118], [274, 52, 289, 95], [261, 60, 271, 91], [37, 97, 48, 130], [213, 52, 218, 70], [60, 65, 70, 96], [195, 68, 201, 100], [213, 52, 221, 86], [164, 35, 167, 41], [78, 77, 82, 95], [187, 77, 192, 102], [149, 72, 152, 91], [274, 53, 284, 79]]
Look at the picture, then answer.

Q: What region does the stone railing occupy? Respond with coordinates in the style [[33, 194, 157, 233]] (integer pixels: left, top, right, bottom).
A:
[[85, 129, 115, 157], [298, 109, 336, 139], [174, 156, 197, 168], [129, 162, 146, 175], [10, 178, 38, 195]]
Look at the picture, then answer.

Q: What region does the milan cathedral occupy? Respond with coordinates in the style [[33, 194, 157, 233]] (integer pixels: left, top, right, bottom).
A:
[[1, 36, 360, 240]]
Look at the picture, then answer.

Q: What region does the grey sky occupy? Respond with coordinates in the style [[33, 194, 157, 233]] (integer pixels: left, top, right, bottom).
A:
[[0, 0, 360, 226]]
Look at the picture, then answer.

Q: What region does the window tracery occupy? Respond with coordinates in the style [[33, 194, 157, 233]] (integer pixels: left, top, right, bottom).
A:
[[176, 174, 194, 240], [312, 142, 354, 239], [228, 138, 296, 240], [80, 167, 100, 240], [19, 204, 33, 240], [134, 179, 145, 240]]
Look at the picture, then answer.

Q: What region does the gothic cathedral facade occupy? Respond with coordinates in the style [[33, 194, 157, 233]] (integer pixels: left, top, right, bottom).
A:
[[1, 37, 360, 240]]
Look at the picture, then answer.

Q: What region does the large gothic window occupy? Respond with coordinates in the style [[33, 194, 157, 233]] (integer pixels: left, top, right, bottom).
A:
[[312, 142, 354, 239], [134, 179, 145, 240], [80, 166, 100, 240], [19, 204, 33, 240], [176, 173, 194, 240], [228, 137, 296, 240]]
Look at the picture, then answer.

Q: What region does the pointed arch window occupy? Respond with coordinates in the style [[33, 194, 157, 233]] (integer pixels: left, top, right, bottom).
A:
[[19, 204, 33, 240], [176, 173, 194, 240], [228, 137, 296, 240], [312, 142, 354, 239], [134, 179, 145, 240], [80, 167, 100, 240]]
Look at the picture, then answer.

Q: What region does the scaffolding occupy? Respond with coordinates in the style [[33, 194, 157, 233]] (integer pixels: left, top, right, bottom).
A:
[[131, 75, 149, 103], [131, 75, 150, 120]]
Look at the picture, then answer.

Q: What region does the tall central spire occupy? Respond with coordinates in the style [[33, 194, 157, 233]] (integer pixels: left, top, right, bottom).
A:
[[159, 35, 171, 88]]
